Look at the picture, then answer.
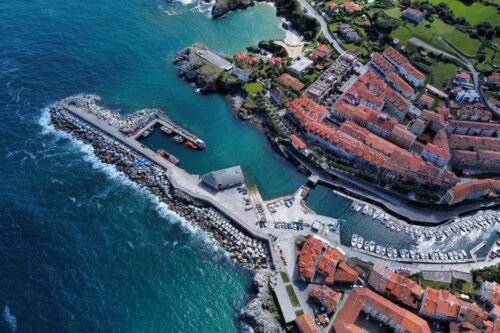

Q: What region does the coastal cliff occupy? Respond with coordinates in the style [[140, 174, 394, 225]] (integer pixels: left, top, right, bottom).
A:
[[211, 0, 255, 19], [173, 45, 241, 93], [240, 269, 284, 333]]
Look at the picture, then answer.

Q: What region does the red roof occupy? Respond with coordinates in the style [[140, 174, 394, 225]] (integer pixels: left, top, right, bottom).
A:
[[421, 288, 460, 320], [389, 71, 415, 95], [268, 57, 282, 66], [446, 179, 500, 202], [334, 288, 431, 333], [296, 313, 320, 333], [420, 95, 435, 106], [290, 134, 306, 150], [372, 52, 395, 73], [297, 235, 323, 280], [279, 73, 305, 91], [309, 285, 342, 314], [344, 0, 362, 13], [234, 52, 247, 60]]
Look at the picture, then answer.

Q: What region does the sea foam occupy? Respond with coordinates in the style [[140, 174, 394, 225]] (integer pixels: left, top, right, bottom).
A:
[[3, 305, 17, 333]]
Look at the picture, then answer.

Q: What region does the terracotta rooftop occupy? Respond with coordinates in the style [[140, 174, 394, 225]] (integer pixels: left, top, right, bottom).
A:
[[309, 285, 342, 314], [290, 134, 306, 150], [279, 73, 305, 91], [421, 288, 460, 320], [449, 134, 500, 151], [334, 288, 431, 333], [298, 235, 323, 280], [420, 95, 435, 106], [296, 313, 320, 333], [446, 179, 500, 202], [389, 71, 415, 95], [372, 52, 395, 72], [421, 109, 445, 127]]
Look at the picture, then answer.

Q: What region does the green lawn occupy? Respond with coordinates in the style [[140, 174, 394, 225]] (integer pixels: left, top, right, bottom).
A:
[[427, 0, 499, 25], [243, 82, 264, 95], [392, 19, 454, 48], [384, 7, 401, 18], [444, 30, 480, 57], [421, 279, 451, 290], [280, 271, 290, 283], [286, 285, 300, 307], [429, 62, 455, 88]]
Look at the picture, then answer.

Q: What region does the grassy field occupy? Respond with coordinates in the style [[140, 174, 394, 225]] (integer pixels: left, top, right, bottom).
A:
[[286, 285, 300, 307], [384, 7, 401, 18], [421, 279, 451, 290], [243, 82, 263, 95], [445, 30, 481, 57], [427, 0, 499, 25], [280, 271, 290, 283], [429, 62, 456, 88]]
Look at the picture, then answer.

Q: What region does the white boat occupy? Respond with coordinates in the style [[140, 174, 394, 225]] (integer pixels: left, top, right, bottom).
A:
[[461, 250, 467, 258], [380, 247, 386, 256], [355, 205, 362, 212], [376, 245, 381, 254], [357, 236, 364, 249], [387, 247, 393, 258], [392, 248, 398, 258], [369, 241, 375, 252], [373, 211, 380, 220], [364, 241, 369, 251], [368, 207, 373, 216], [362, 206, 369, 215], [390, 223, 395, 231], [351, 234, 358, 247], [453, 251, 459, 260]]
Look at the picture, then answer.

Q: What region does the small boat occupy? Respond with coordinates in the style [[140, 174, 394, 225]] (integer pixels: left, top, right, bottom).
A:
[[357, 236, 364, 249], [373, 211, 380, 220], [351, 202, 358, 211], [368, 207, 373, 216], [185, 140, 198, 149], [141, 127, 153, 138], [392, 248, 398, 258], [387, 247, 393, 258], [160, 126, 173, 135], [351, 234, 358, 247], [362, 206, 369, 215], [461, 250, 467, 258], [396, 224, 402, 233], [375, 245, 381, 254], [194, 138, 205, 149], [380, 247, 386, 256], [355, 205, 362, 212], [173, 135, 184, 143], [157, 149, 179, 165], [369, 241, 375, 252], [364, 241, 369, 251]]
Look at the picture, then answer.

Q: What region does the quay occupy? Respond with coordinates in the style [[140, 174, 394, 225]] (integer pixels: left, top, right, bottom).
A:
[[132, 113, 205, 148], [470, 240, 487, 261], [56, 97, 277, 267]]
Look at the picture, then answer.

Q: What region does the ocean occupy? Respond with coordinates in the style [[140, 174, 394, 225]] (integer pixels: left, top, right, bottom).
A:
[[0, 0, 497, 331]]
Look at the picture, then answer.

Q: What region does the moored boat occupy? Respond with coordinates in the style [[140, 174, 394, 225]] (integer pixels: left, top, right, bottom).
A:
[[173, 135, 184, 143], [161, 126, 173, 135], [185, 140, 198, 149], [369, 241, 375, 252], [157, 149, 179, 165], [351, 234, 358, 247], [357, 236, 364, 249]]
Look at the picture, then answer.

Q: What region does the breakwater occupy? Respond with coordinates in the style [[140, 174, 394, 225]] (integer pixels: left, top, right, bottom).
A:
[[49, 95, 269, 271]]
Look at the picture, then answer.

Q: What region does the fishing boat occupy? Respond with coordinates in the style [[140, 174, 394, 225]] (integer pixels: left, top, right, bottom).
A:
[[375, 245, 381, 254], [369, 241, 375, 252], [141, 127, 153, 138], [173, 135, 184, 143], [160, 126, 173, 135], [387, 247, 393, 258], [355, 205, 362, 212], [373, 211, 380, 220], [351, 234, 358, 247], [185, 140, 198, 150], [362, 206, 369, 215], [357, 236, 364, 249], [380, 247, 386, 256], [363, 241, 369, 251], [157, 149, 179, 165], [392, 248, 398, 258]]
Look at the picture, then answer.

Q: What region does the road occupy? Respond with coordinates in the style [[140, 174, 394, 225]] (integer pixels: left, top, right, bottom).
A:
[[409, 37, 499, 116], [295, 0, 344, 54]]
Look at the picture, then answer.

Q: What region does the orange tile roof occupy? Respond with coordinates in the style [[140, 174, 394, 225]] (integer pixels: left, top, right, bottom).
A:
[[298, 235, 323, 280], [449, 134, 500, 151], [447, 179, 500, 202], [234, 52, 247, 60], [334, 288, 431, 333], [268, 57, 282, 66], [296, 313, 321, 333], [344, 0, 362, 13], [372, 52, 395, 72], [420, 95, 435, 106], [309, 285, 342, 314], [290, 134, 306, 150], [279, 73, 305, 91], [424, 129, 450, 160], [389, 71, 415, 95], [385, 90, 411, 114], [333, 261, 359, 283], [391, 124, 416, 144], [421, 109, 445, 127], [421, 288, 460, 319], [383, 47, 425, 81]]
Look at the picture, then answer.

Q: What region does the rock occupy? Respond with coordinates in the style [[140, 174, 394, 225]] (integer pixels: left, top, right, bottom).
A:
[[212, 0, 255, 19]]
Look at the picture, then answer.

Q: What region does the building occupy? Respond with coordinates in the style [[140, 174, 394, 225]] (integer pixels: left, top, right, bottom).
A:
[[231, 67, 253, 83], [422, 129, 450, 168], [419, 95, 434, 109], [383, 47, 425, 88], [449, 134, 500, 151], [343, 0, 362, 14], [290, 134, 306, 151], [401, 8, 425, 24], [288, 57, 313, 76], [480, 281, 500, 306], [368, 265, 424, 309], [333, 288, 431, 333], [420, 109, 445, 131], [387, 71, 415, 98], [443, 179, 500, 205], [371, 52, 396, 75], [201, 166, 244, 191], [454, 73, 471, 86], [339, 24, 359, 42], [278, 73, 305, 92], [295, 313, 320, 333], [270, 87, 287, 105], [309, 285, 342, 314], [419, 288, 459, 321], [384, 90, 411, 121], [298, 235, 323, 281], [446, 120, 500, 137], [454, 103, 492, 122], [410, 118, 428, 136], [455, 89, 480, 104], [391, 124, 417, 148], [196, 48, 233, 70], [309, 44, 331, 62], [267, 56, 282, 67], [486, 72, 500, 90], [451, 150, 500, 170], [487, 305, 500, 333]]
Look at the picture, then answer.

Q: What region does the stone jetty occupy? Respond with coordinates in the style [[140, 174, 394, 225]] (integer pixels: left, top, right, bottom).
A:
[[49, 95, 268, 270]]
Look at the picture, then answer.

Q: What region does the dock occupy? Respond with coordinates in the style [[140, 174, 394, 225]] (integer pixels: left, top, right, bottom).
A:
[[470, 240, 487, 261], [133, 113, 205, 149]]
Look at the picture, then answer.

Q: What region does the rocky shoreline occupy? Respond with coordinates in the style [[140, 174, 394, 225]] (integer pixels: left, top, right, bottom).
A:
[[49, 96, 282, 332], [211, 0, 256, 19]]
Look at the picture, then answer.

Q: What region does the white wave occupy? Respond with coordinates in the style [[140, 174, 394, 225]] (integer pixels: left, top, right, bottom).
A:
[[415, 226, 496, 253], [3, 305, 17, 333], [38, 104, 226, 257]]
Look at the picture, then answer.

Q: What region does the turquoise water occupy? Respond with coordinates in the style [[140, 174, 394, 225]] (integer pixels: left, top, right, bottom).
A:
[[0, 0, 297, 331]]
